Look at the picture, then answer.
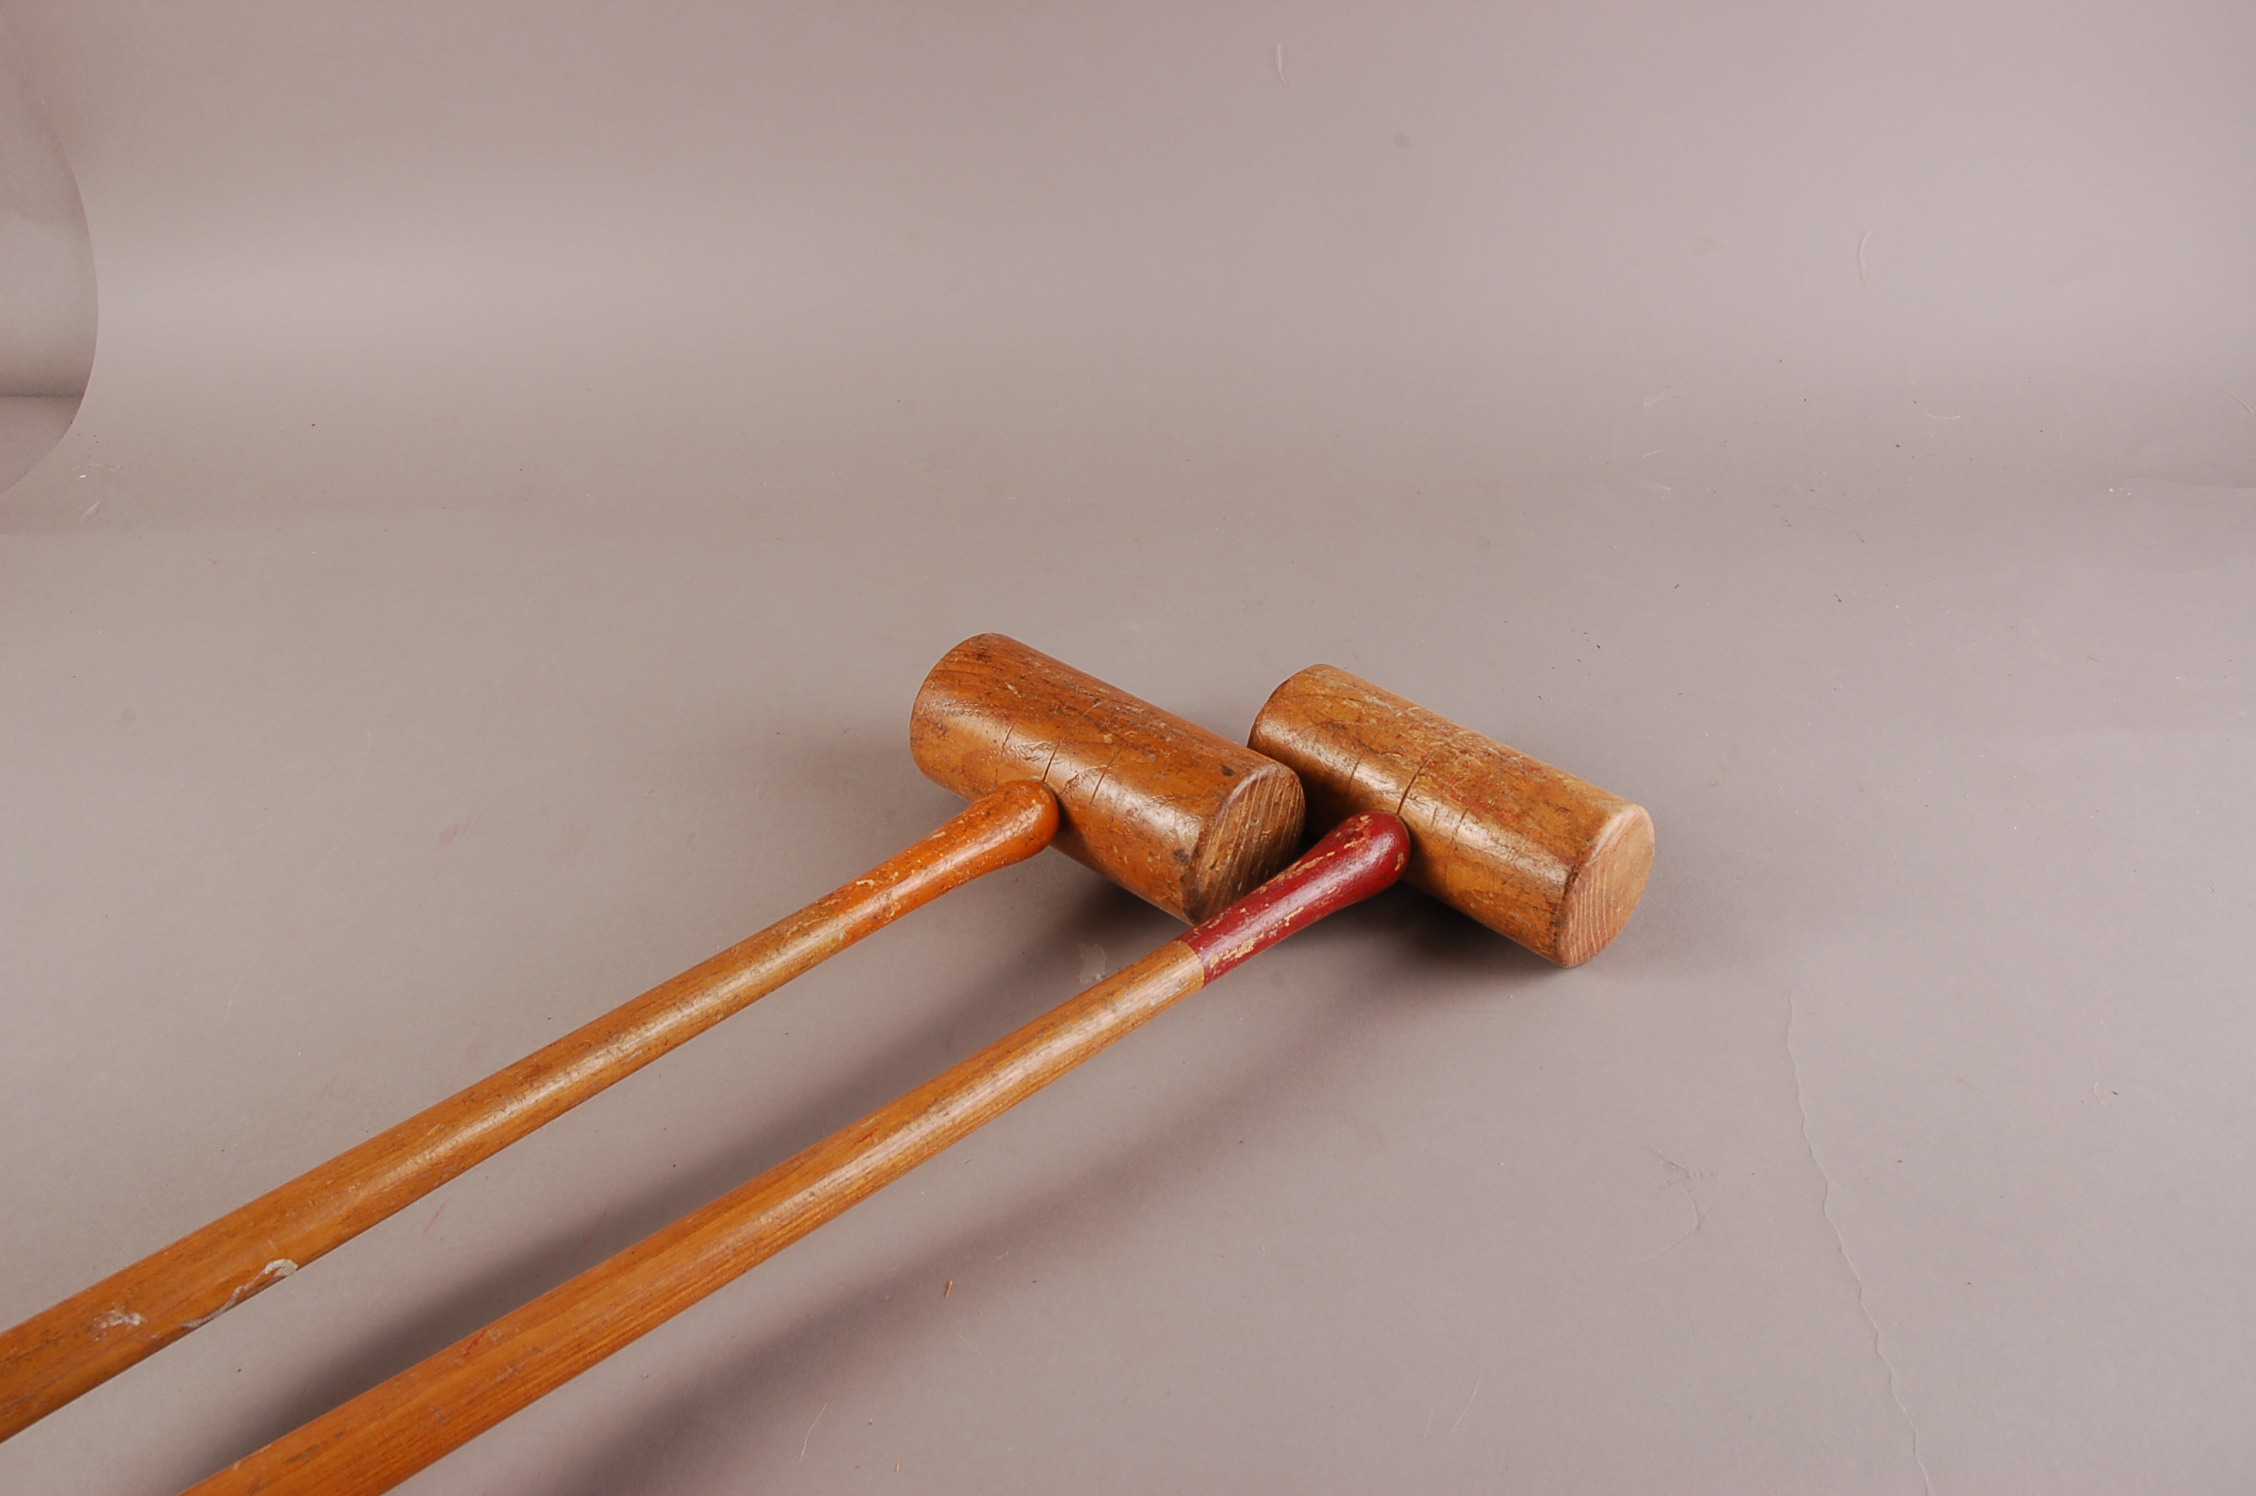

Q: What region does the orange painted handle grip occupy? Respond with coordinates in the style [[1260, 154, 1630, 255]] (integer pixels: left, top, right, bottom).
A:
[[0, 783, 1058, 1443], [181, 814, 1410, 1496]]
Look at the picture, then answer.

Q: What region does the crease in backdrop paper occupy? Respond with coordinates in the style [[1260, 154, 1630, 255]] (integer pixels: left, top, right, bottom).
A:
[[0, 8, 94, 492]]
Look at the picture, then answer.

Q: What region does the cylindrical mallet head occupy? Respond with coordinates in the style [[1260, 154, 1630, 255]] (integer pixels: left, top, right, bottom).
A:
[[1249, 666, 1653, 966], [911, 634, 1306, 922]]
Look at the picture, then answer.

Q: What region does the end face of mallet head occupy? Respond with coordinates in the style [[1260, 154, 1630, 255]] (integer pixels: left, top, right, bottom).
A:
[[1248, 665, 1653, 966], [911, 634, 1306, 923]]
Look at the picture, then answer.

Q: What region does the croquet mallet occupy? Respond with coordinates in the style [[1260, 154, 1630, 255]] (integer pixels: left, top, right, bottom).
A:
[[180, 655, 1650, 1495], [0, 634, 1303, 1440]]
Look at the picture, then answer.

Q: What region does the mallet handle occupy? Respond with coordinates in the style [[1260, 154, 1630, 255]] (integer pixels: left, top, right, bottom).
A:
[[183, 813, 1409, 1496], [0, 783, 1058, 1442]]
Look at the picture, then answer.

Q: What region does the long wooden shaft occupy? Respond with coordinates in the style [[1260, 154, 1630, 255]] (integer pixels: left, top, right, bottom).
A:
[[184, 813, 1410, 1496], [0, 783, 1058, 1442]]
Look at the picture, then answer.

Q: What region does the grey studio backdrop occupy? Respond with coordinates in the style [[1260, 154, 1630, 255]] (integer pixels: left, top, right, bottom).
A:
[[2, 4, 2251, 1493]]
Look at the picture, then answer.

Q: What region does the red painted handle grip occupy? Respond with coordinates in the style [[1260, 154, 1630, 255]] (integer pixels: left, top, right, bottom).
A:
[[1184, 811, 1411, 980]]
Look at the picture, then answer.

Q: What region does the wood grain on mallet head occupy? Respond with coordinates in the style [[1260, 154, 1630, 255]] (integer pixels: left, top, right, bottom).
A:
[[1249, 665, 1653, 966], [911, 634, 1306, 922]]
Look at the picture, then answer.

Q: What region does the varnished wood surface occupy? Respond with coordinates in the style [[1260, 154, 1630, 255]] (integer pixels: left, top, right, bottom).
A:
[[911, 634, 1305, 922], [0, 783, 1058, 1443], [1250, 666, 1653, 966], [181, 814, 1410, 1496]]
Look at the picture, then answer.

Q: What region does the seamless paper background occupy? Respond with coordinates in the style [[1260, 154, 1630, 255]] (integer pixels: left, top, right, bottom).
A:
[[4, 4, 2252, 1492]]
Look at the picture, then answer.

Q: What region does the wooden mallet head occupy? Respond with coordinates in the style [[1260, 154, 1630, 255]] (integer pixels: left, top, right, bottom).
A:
[[911, 634, 1307, 922], [1250, 666, 1654, 966]]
